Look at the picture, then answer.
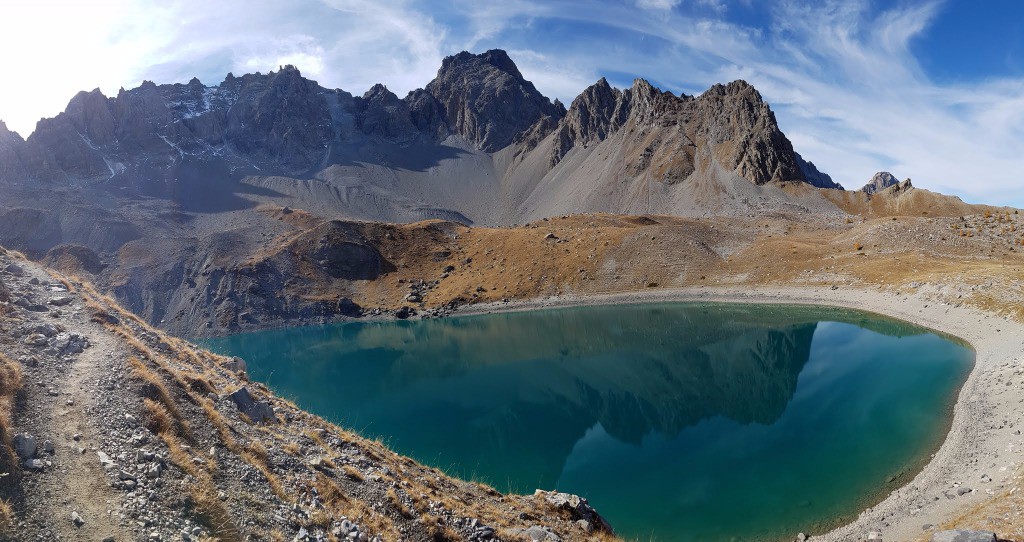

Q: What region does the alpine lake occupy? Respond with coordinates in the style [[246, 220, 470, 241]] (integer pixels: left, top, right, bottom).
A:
[[202, 302, 975, 542]]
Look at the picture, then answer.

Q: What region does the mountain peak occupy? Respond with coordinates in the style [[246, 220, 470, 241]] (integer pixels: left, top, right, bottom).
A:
[[861, 171, 900, 194], [441, 49, 523, 80], [426, 49, 563, 152]]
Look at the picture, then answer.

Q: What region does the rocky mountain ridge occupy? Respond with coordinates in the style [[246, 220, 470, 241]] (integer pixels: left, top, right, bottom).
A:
[[0, 49, 834, 218]]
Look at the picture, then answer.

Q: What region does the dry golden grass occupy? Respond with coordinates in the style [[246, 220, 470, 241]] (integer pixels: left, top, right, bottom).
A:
[[189, 483, 242, 542], [0, 498, 13, 532], [129, 357, 189, 436], [386, 488, 415, 519], [142, 398, 173, 435], [0, 354, 23, 494], [342, 465, 364, 482]]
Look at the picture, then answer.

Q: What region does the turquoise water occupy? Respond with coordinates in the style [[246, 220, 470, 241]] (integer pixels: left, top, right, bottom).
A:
[[202, 303, 974, 542]]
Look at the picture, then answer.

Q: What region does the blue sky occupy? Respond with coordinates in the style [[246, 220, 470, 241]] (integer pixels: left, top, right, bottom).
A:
[[2, 0, 1023, 205]]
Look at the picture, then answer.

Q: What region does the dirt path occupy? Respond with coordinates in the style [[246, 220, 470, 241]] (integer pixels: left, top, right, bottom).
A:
[[0, 259, 131, 541]]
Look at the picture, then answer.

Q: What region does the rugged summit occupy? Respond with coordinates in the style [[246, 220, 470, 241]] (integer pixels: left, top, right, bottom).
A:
[[861, 172, 901, 194], [552, 77, 816, 185], [424, 49, 566, 152]]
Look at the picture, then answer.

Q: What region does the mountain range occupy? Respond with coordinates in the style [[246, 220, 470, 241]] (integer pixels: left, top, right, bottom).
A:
[[0, 49, 973, 335], [0, 49, 840, 225]]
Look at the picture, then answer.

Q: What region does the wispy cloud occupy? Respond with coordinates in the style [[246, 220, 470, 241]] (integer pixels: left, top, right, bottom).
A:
[[634, 0, 682, 10], [1, 0, 1021, 205]]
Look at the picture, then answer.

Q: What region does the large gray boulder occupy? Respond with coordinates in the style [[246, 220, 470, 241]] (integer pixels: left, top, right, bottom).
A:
[[931, 530, 997, 542], [228, 387, 276, 424]]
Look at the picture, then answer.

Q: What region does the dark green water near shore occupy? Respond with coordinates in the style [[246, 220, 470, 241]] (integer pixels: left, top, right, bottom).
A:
[[202, 303, 974, 542]]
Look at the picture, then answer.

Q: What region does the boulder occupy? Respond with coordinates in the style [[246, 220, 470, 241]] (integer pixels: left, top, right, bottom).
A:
[[223, 357, 247, 374], [514, 526, 561, 542], [29, 323, 62, 337], [931, 531, 997, 542], [97, 450, 116, 470], [23, 333, 48, 347], [12, 433, 36, 459], [59, 333, 90, 355], [535, 490, 613, 533], [228, 387, 276, 424], [49, 295, 74, 306], [337, 297, 362, 317]]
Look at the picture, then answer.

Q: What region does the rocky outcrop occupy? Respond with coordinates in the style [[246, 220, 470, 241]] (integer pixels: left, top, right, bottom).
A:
[[694, 80, 804, 185], [551, 78, 629, 164], [353, 84, 419, 142], [861, 171, 900, 194], [424, 49, 566, 152]]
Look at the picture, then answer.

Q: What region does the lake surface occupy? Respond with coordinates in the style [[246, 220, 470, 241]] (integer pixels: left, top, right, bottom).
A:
[[202, 303, 974, 542]]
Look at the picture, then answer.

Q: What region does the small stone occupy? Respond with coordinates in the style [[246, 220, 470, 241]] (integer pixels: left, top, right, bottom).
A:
[[41, 440, 54, 454], [97, 451, 115, 470], [71, 511, 85, 527]]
